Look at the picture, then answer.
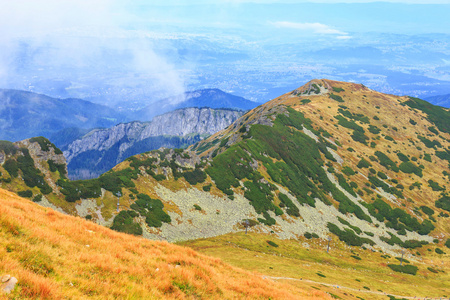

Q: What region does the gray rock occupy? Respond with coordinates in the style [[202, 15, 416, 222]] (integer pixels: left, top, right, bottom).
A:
[[1, 276, 18, 294], [63, 107, 245, 179]]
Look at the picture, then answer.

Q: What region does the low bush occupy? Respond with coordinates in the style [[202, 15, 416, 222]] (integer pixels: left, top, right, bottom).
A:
[[110, 210, 142, 236], [202, 183, 212, 192], [32, 194, 43, 202], [387, 264, 418, 275], [356, 158, 371, 169], [329, 93, 344, 102], [18, 190, 32, 198], [327, 223, 374, 246], [435, 248, 445, 254], [267, 240, 279, 247]]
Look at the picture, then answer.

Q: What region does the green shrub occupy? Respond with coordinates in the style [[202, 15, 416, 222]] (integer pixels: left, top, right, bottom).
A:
[[428, 126, 438, 135], [3, 159, 19, 177], [445, 239, 450, 248], [329, 93, 344, 102], [435, 195, 450, 212], [47, 159, 67, 179], [202, 183, 212, 192], [418, 136, 442, 149], [356, 158, 371, 169], [131, 194, 171, 228], [182, 168, 207, 185], [327, 223, 374, 246], [394, 257, 410, 264], [32, 194, 43, 202], [399, 161, 423, 177], [368, 125, 381, 134], [193, 204, 202, 211], [258, 211, 276, 226], [338, 109, 370, 124], [110, 210, 142, 236], [0, 140, 18, 155], [278, 193, 300, 217], [428, 180, 444, 191], [377, 171, 387, 179], [351, 131, 369, 145], [351, 255, 361, 260], [29, 137, 62, 154], [301, 99, 311, 105], [375, 151, 399, 172], [336, 173, 356, 197], [18, 190, 32, 198], [409, 119, 417, 125], [435, 248, 445, 254], [420, 206, 434, 216], [396, 152, 409, 162], [267, 240, 278, 247], [332, 87, 344, 93], [342, 166, 355, 176], [388, 264, 418, 275]]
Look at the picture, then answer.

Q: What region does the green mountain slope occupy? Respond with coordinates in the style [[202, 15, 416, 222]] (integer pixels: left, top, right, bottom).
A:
[[1, 80, 449, 254]]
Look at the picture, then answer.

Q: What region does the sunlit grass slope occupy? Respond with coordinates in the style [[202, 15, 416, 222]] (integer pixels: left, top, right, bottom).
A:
[[0, 188, 330, 299], [180, 232, 450, 300]]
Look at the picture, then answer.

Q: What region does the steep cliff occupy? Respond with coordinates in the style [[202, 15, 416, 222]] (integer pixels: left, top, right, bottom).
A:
[[63, 107, 245, 179]]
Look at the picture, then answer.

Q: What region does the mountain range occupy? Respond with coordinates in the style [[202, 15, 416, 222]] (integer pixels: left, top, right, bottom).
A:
[[0, 89, 126, 142], [0, 88, 255, 145], [62, 107, 245, 179], [131, 88, 258, 121], [0, 79, 449, 298], [425, 94, 450, 108]]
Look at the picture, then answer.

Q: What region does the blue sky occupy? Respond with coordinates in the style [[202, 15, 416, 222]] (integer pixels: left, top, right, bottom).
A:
[[1, 0, 450, 106]]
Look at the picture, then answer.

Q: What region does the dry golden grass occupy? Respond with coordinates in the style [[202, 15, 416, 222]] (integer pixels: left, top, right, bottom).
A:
[[180, 232, 450, 300], [0, 188, 331, 299]]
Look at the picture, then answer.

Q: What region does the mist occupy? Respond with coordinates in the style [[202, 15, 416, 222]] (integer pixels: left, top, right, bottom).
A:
[[0, 0, 189, 110]]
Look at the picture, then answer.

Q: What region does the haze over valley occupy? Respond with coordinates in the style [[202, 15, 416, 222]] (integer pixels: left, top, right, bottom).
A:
[[0, 1, 449, 299]]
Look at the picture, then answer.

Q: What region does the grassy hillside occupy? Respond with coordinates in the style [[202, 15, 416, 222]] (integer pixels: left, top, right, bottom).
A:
[[1, 79, 449, 254], [180, 232, 450, 300], [0, 188, 328, 299]]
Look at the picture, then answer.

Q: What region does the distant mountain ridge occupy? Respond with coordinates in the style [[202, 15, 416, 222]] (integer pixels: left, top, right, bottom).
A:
[[0, 89, 126, 142], [63, 107, 245, 179], [132, 88, 258, 121], [425, 94, 450, 108]]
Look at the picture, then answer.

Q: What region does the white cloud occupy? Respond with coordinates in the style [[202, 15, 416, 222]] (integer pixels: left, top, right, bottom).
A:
[[0, 0, 188, 105], [336, 35, 353, 40], [272, 21, 347, 35]]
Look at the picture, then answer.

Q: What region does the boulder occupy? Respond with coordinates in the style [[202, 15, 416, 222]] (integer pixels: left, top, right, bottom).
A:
[[1, 275, 18, 294]]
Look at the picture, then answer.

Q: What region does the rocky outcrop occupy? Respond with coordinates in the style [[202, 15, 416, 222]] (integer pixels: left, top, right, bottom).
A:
[[64, 107, 245, 179]]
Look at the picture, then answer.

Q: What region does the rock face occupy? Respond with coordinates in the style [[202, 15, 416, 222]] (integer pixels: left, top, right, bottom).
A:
[[63, 107, 245, 179]]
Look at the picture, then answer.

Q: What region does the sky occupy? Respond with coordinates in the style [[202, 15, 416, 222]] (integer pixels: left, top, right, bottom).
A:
[[0, 0, 449, 107]]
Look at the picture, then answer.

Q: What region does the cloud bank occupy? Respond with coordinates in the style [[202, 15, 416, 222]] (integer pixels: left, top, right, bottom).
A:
[[0, 0, 188, 107]]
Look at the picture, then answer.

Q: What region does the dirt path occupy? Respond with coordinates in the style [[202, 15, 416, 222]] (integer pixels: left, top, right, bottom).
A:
[[263, 275, 449, 300]]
